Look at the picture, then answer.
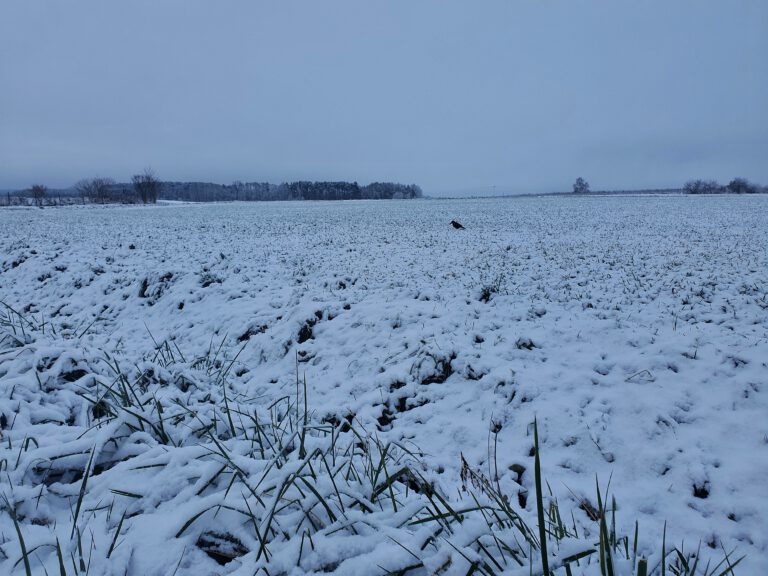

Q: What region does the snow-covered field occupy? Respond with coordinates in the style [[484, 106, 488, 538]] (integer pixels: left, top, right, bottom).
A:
[[1, 196, 766, 575]]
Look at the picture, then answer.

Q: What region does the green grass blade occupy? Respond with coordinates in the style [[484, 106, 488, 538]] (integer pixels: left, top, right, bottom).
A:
[[70, 447, 95, 539], [533, 418, 549, 575]]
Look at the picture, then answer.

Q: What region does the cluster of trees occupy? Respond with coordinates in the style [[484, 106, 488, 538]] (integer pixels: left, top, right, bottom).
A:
[[74, 177, 116, 204], [281, 181, 421, 201], [362, 182, 423, 199], [30, 184, 47, 207], [75, 170, 161, 204], [572, 177, 590, 194], [2, 185, 70, 207], [683, 177, 765, 195], [132, 170, 162, 203], [160, 181, 273, 202], [9, 170, 162, 207]]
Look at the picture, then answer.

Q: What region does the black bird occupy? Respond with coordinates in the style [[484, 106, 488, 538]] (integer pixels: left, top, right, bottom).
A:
[[450, 220, 465, 230]]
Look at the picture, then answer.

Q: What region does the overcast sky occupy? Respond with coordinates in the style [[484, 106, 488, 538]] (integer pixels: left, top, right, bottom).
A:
[[1, 1, 766, 195]]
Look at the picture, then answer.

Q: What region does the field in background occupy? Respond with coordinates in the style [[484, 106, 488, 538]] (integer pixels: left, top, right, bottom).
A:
[[1, 196, 766, 575]]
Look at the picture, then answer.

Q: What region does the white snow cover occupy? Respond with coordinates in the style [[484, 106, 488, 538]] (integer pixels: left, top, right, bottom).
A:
[[1, 195, 766, 575]]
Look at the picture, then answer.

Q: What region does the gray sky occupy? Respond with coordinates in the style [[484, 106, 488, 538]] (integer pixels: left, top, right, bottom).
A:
[[1, 1, 766, 195]]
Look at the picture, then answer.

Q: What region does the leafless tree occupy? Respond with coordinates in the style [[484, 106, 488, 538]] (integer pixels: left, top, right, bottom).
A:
[[683, 179, 722, 195], [75, 177, 115, 204], [74, 179, 88, 204], [132, 169, 162, 204], [30, 184, 47, 207]]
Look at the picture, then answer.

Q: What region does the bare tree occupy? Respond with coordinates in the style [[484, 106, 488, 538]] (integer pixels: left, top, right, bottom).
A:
[[683, 179, 722, 194], [132, 169, 162, 204], [30, 184, 47, 207], [75, 179, 89, 204], [75, 177, 115, 204], [572, 177, 590, 194]]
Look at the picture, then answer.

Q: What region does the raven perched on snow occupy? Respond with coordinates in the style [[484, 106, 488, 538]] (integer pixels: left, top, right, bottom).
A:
[[450, 220, 465, 230]]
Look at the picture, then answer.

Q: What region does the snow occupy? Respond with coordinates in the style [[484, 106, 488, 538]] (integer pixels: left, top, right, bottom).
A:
[[1, 195, 767, 574]]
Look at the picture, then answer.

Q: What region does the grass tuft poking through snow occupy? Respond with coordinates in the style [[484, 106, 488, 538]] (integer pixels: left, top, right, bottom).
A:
[[0, 309, 744, 575]]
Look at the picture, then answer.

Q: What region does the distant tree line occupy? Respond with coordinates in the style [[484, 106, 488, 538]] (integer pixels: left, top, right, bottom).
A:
[[159, 180, 423, 202], [683, 177, 765, 195], [567, 176, 766, 196], [4, 175, 422, 206]]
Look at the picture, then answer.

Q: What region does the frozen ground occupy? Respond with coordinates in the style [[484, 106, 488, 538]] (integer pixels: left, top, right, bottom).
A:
[[1, 196, 767, 575]]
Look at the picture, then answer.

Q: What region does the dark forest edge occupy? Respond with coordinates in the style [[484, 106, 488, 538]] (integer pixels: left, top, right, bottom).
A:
[[3, 171, 423, 207]]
